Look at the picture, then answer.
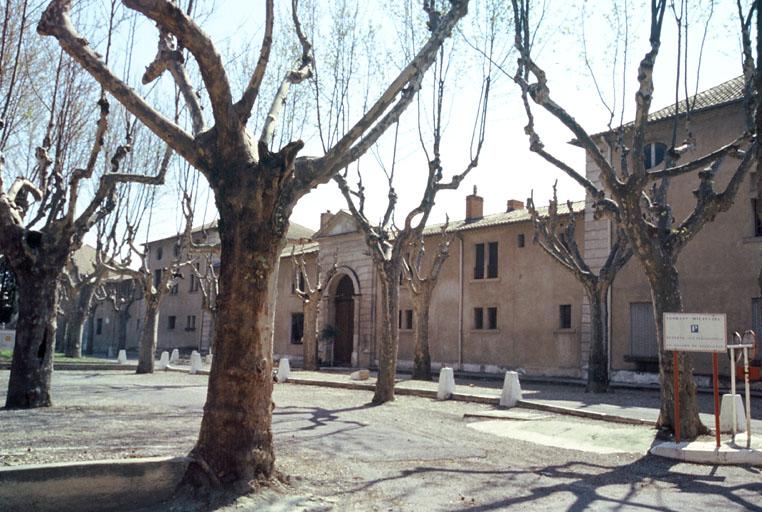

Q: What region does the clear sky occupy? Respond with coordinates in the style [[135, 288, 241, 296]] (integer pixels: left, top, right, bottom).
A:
[[79, 0, 748, 242]]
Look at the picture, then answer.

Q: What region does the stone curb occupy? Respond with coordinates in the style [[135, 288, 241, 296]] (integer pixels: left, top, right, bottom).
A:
[[285, 377, 657, 427], [650, 440, 762, 465], [0, 362, 136, 371], [0, 456, 190, 512]]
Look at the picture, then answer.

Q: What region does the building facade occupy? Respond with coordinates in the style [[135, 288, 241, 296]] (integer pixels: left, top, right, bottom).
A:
[[90, 76, 760, 381]]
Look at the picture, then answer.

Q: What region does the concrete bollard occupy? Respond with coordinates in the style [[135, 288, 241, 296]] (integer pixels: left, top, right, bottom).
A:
[[720, 394, 746, 433], [189, 351, 203, 374], [169, 349, 180, 364], [116, 349, 127, 365], [204, 354, 213, 365], [157, 351, 169, 370], [350, 369, 370, 381], [276, 358, 291, 383], [437, 367, 455, 400], [500, 371, 523, 408]]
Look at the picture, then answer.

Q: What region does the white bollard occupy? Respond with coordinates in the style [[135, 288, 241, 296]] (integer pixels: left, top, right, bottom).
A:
[[116, 349, 127, 365], [276, 358, 291, 383], [157, 351, 169, 370], [437, 367, 455, 400], [169, 349, 180, 364], [720, 394, 746, 433], [189, 351, 203, 374], [204, 354, 213, 365], [500, 371, 523, 408]]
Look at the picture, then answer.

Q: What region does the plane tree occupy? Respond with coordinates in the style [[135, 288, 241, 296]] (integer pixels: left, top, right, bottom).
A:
[[511, 0, 758, 437], [38, 0, 471, 489]]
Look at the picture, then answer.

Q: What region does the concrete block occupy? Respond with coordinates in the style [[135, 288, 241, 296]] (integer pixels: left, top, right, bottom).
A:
[[157, 351, 169, 370], [500, 371, 523, 407], [116, 350, 127, 365], [437, 367, 455, 400], [276, 358, 290, 383], [169, 349, 179, 364], [189, 351, 203, 375], [484, 365, 501, 375], [350, 369, 370, 381], [720, 394, 746, 433]]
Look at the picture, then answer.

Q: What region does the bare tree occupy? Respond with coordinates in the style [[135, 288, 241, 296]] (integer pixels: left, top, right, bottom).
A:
[[511, 0, 757, 437], [527, 184, 631, 392], [38, 0, 470, 487], [292, 246, 336, 371], [402, 221, 452, 380]]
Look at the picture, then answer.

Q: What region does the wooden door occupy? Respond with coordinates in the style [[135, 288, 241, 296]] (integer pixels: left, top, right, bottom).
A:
[[333, 276, 354, 366]]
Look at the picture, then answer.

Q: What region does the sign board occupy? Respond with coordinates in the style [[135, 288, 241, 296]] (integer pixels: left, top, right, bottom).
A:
[[0, 329, 15, 349], [664, 313, 726, 352]]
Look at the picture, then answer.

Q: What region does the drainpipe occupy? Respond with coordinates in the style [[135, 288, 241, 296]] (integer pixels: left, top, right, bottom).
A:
[[457, 232, 464, 368]]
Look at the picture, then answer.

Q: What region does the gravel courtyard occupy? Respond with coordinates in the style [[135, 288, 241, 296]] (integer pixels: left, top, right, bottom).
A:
[[1, 370, 761, 511]]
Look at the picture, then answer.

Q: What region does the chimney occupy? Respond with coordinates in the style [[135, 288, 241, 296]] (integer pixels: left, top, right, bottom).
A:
[[505, 199, 525, 213], [320, 210, 332, 229], [466, 186, 483, 221]]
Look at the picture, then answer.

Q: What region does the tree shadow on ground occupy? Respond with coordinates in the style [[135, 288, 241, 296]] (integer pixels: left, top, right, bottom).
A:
[[273, 403, 374, 434], [341, 455, 762, 511]]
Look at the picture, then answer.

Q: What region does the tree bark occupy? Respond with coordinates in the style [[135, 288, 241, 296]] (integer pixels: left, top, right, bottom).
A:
[[373, 265, 401, 404], [586, 286, 609, 393], [648, 263, 707, 439], [136, 299, 160, 374], [5, 269, 59, 408], [184, 176, 285, 489], [302, 300, 319, 371], [411, 289, 432, 380]]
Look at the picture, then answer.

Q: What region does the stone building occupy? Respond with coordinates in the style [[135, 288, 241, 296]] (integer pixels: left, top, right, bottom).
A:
[[90, 76, 760, 381]]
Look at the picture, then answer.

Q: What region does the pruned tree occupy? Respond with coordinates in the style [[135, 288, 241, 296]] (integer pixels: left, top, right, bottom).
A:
[[96, 275, 138, 355], [292, 246, 336, 371], [511, 0, 758, 437], [38, 0, 471, 488], [58, 249, 109, 358], [100, 172, 193, 374], [527, 184, 631, 393], [402, 220, 452, 381]]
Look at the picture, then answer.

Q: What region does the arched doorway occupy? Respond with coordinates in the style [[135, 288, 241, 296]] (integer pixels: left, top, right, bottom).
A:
[[333, 275, 355, 366]]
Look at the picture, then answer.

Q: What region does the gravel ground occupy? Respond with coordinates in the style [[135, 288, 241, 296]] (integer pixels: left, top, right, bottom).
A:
[[2, 370, 761, 511]]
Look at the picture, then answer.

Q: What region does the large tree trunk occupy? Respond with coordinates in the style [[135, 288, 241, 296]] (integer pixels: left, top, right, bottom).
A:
[[302, 301, 319, 371], [373, 265, 400, 404], [5, 269, 59, 408], [586, 285, 609, 393], [649, 264, 707, 439], [411, 289, 432, 381], [136, 300, 160, 374], [184, 179, 285, 489]]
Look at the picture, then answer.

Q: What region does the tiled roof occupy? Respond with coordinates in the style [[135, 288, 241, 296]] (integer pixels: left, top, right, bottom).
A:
[[281, 241, 320, 257], [147, 219, 314, 245], [422, 200, 585, 235], [645, 75, 744, 122]]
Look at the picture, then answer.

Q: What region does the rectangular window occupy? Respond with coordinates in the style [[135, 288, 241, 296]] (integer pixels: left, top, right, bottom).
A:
[[752, 298, 761, 341], [186, 315, 196, 331], [189, 273, 199, 292], [170, 282, 178, 295], [474, 307, 484, 330], [630, 302, 657, 358], [136, 319, 141, 333], [291, 313, 304, 344], [168, 316, 176, 330], [292, 271, 305, 294], [753, 198, 762, 237], [559, 304, 572, 329], [398, 309, 413, 330], [153, 269, 162, 288], [96, 318, 103, 335], [156, 246, 163, 260], [474, 243, 485, 279], [517, 233, 525, 248], [487, 242, 499, 278], [173, 244, 180, 257], [487, 307, 497, 330]]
